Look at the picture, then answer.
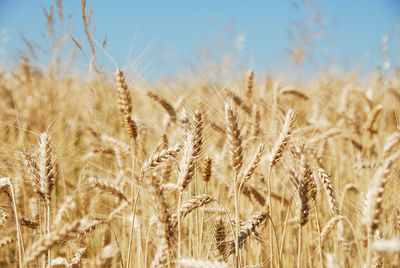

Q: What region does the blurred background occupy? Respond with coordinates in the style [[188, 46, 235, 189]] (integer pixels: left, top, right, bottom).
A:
[[0, 0, 399, 81]]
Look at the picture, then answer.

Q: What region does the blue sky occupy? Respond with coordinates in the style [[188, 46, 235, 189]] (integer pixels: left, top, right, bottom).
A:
[[0, 0, 399, 80]]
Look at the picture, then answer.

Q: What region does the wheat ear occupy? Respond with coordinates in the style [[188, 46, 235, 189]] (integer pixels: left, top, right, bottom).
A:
[[151, 236, 169, 268], [38, 132, 58, 203], [143, 144, 181, 171], [101, 134, 131, 155], [178, 131, 197, 191], [372, 231, 384, 268], [193, 109, 204, 157], [320, 215, 344, 244], [241, 144, 265, 185], [225, 103, 244, 174], [363, 104, 383, 134], [279, 87, 309, 100], [214, 217, 229, 262], [24, 219, 84, 264], [316, 168, 340, 215], [115, 68, 138, 140], [88, 177, 130, 204], [270, 109, 294, 168], [150, 174, 173, 263], [227, 211, 268, 256], [146, 90, 177, 122], [296, 154, 313, 226], [363, 159, 393, 237], [245, 69, 254, 99], [383, 131, 400, 158], [202, 155, 212, 183], [225, 88, 251, 115], [169, 195, 214, 228]]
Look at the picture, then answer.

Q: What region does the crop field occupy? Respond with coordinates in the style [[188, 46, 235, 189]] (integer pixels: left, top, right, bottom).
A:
[[1, 1, 400, 267]]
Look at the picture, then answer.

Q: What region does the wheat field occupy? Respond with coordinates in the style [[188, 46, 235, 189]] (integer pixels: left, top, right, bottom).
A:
[[1, 1, 400, 268]]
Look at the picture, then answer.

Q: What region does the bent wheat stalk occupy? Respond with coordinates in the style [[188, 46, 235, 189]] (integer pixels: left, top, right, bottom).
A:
[[1, 177, 24, 267]]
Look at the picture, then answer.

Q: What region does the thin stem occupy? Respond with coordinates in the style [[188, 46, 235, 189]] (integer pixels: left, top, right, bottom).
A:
[[136, 223, 141, 267], [177, 191, 183, 268], [297, 225, 302, 268], [41, 202, 45, 268], [47, 202, 51, 268], [195, 173, 200, 259], [279, 199, 292, 265], [8, 179, 24, 267], [104, 222, 125, 268], [144, 222, 154, 268], [267, 168, 273, 268], [127, 139, 138, 268], [266, 214, 281, 268], [234, 173, 240, 268], [313, 205, 323, 268]]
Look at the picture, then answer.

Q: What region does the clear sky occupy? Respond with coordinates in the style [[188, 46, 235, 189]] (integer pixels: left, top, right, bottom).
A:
[[0, 0, 399, 80]]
